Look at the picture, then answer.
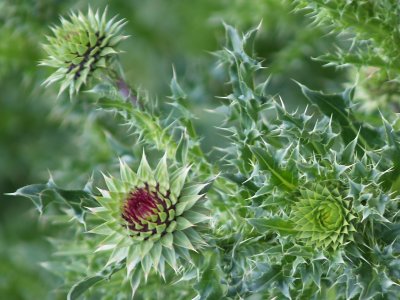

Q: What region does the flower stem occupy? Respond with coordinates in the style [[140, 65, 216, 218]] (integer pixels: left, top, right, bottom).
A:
[[116, 76, 138, 106], [105, 62, 140, 107]]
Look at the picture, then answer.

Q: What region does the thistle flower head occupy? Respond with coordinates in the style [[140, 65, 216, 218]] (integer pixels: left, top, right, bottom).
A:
[[40, 7, 128, 96], [90, 153, 209, 279], [121, 184, 177, 241], [292, 182, 357, 250]]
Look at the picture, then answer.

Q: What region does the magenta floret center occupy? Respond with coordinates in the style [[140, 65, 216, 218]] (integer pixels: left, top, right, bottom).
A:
[[122, 188, 157, 223]]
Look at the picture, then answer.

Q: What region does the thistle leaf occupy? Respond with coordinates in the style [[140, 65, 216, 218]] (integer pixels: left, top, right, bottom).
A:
[[9, 179, 97, 224], [251, 146, 296, 190], [248, 217, 297, 235], [67, 275, 105, 300], [67, 262, 124, 300], [297, 82, 371, 150]]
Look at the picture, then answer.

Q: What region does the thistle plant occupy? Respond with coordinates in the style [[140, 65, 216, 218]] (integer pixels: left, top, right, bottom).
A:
[[294, 0, 400, 108], [40, 7, 128, 96], [295, 0, 400, 77], [212, 24, 400, 299], [91, 153, 209, 279], [11, 5, 400, 300]]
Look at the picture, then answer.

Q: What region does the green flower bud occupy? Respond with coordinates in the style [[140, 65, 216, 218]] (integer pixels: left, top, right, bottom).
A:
[[292, 182, 357, 250], [89, 153, 210, 279], [40, 7, 128, 96]]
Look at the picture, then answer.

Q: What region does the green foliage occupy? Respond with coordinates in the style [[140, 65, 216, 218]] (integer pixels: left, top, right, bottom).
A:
[[296, 0, 400, 79], [8, 176, 97, 222], [213, 23, 400, 299], [4, 1, 400, 300]]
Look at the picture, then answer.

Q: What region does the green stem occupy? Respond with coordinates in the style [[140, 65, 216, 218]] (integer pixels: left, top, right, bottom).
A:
[[106, 65, 141, 108], [115, 76, 138, 106]]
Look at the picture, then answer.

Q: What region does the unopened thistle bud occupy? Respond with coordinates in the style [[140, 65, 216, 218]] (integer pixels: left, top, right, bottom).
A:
[[40, 7, 128, 96], [89, 153, 210, 279], [292, 182, 357, 250]]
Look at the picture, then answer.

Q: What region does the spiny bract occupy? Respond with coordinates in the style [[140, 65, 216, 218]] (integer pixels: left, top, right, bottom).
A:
[[89, 152, 209, 279], [40, 7, 128, 96]]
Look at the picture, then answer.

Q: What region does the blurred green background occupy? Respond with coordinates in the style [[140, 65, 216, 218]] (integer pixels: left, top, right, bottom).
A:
[[0, 0, 348, 298]]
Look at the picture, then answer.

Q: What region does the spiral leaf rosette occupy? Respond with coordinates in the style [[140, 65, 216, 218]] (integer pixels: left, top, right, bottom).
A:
[[292, 182, 357, 250], [89, 153, 209, 278], [40, 7, 128, 96]]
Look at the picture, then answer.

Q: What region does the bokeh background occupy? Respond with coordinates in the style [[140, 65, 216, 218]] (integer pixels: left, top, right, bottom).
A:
[[0, 0, 349, 298]]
